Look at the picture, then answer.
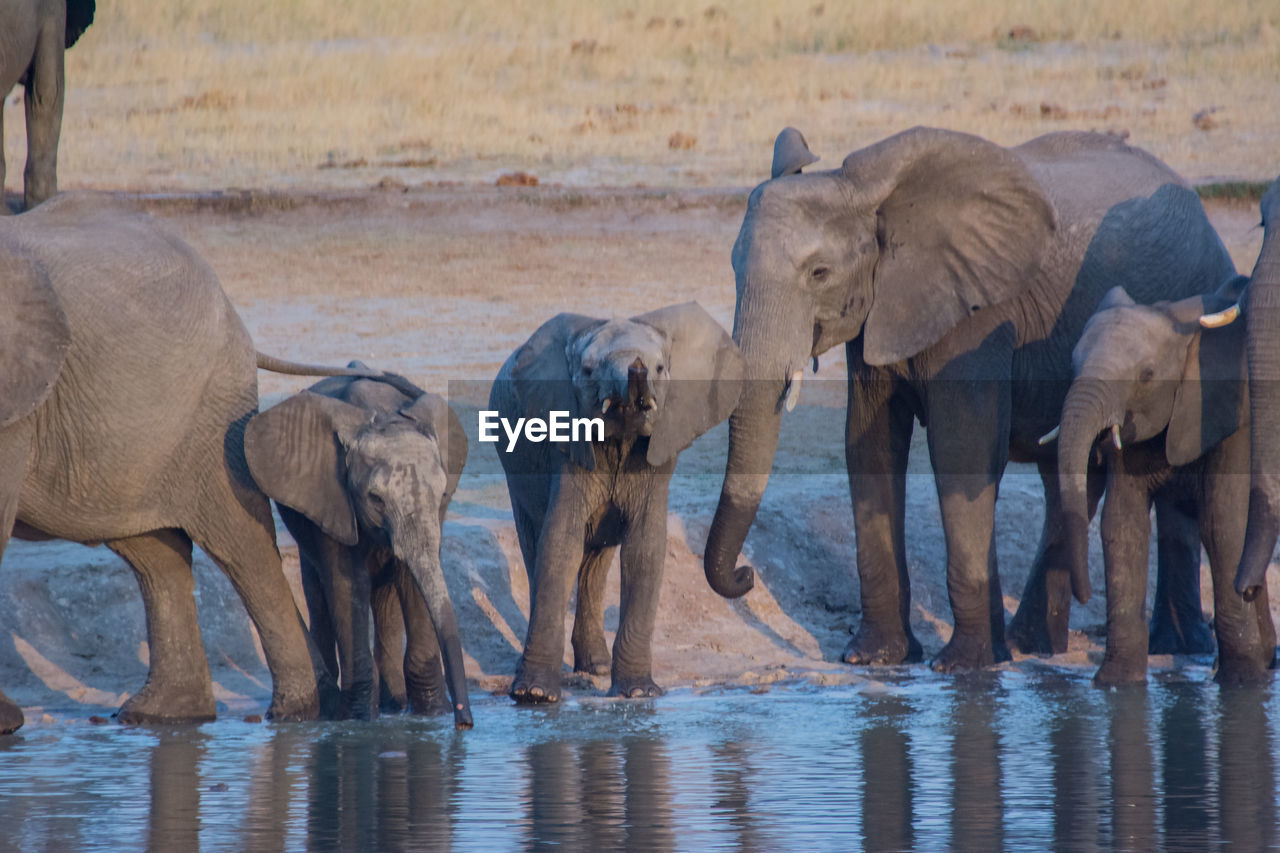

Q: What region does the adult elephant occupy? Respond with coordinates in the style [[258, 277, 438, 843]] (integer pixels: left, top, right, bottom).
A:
[[0, 0, 95, 210], [1213, 179, 1280, 599], [0, 192, 349, 733], [703, 127, 1235, 670]]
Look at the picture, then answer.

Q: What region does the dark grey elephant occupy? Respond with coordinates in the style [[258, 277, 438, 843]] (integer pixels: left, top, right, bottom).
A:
[[1210, 179, 1280, 599], [1053, 282, 1275, 684], [0, 193, 343, 734], [491, 301, 742, 703], [0, 0, 94, 210], [703, 127, 1236, 671], [245, 372, 473, 729]]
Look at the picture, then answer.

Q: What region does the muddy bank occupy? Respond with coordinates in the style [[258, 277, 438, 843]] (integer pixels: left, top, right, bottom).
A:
[[2, 188, 1273, 722]]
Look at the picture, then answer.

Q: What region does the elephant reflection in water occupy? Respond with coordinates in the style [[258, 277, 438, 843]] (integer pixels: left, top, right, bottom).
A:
[[858, 695, 915, 852], [950, 682, 1005, 850], [146, 729, 206, 853], [525, 737, 675, 850]]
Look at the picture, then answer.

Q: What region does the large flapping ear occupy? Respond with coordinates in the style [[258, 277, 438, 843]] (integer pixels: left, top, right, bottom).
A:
[[841, 127, 1057, 366], [399, 393, 469, 498], [502, 312, 606, 470], [1167, 306, 1247, 467], [632, 302, 744, 467], [0, 253, 70, 428], [245, 392, 373, 546], [771, 127, 820, 179]]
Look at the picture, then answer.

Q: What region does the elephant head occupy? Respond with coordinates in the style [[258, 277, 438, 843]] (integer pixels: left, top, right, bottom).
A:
[[243, 389, 472, 728], [704, 127, 1057, 598], [507, 301, 743, 470], [1205, 179, 1280, 598], [1054, 281, 1248, 588]]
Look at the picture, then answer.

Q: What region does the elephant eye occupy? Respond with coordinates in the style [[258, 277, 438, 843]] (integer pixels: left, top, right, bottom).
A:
[[1139, 366, 1155, 384], [582, 365, 594, 377], [367, 491, 386, 512], [656, 364, 665, 374], [810, 266, 830, 282]]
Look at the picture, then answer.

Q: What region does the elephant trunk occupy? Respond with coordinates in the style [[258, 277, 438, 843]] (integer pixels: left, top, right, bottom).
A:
[[1238, 182, 1280, 598], [1057, 377, 1119, 604], [395, 528, 473, 729]]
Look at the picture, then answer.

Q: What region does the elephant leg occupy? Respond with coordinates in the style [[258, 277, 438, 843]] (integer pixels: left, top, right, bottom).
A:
[[926, 367, 1013, 672], [190, 474, 325, 722], [609, 481, 670, 698], [23, 14, 65, 209], [0, 99, 9, 215], [0, 432, 29, 733], [572, 546, 616, 676], [512, 476, 586, 704], [316, 546, 375, 720], [299, 553, 337, 682], [396, 566, 451, 716], [107, 529, 217, 724], [1094, 473, 1152, 685], [1008, 460, 1100, 655], [842, 382, 922, 665], [372, 578, 408, 713], [1148, 492, 1214, 655]]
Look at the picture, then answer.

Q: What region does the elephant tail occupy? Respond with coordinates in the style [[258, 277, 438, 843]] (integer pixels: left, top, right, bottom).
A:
[[67, 0, 95, 49]]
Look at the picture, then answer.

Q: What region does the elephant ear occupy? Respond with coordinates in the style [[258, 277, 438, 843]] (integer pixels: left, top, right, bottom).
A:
[[0, 253, 70, 429], [843, 127, 1057, 366], [65, 0, 95, 49], [1167, 307, 1247, 467], [504, 313, 606, 470], [633, 302, 744, 467], [399, 393, 469, 498], [245, 392, 373, 546]]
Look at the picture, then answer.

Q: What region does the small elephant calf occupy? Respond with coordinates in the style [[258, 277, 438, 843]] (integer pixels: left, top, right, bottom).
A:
[[245, 370, 473, 727], [491, 301, 743, 703], [1054, 282, 1276, 685]]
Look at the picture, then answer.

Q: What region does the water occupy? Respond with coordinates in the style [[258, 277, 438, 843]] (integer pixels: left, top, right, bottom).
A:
[[1, 670, 1277, 851]]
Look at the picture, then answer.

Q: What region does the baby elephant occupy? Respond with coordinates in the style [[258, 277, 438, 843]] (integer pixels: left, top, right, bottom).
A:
[[1053, 282, 1276, 685], [245, 371, 473, 728], [491, 301, 743, 703]]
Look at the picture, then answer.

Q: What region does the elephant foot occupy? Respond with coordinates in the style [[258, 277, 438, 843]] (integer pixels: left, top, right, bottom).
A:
[[1148, 616, 1215, 656], [573, 646, 612, 678], [0, 692, 24, 735], [379, 681, 408, 715], [1007, 603, 1070, 655], [842, 622, 923, 666], [117, 681, 216, 725], [266, 688, 321, 723], [608, 674, 664, 699], [930, 633, 1006, 673], [1092, 655, 1147, 687], [1215, 653, 1274, 687], [510, 659, 562, 705], [405, 670, 452, 716]]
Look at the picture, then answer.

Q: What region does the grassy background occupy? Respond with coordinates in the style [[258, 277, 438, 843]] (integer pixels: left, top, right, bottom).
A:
[[4, 0, 1278, 190]]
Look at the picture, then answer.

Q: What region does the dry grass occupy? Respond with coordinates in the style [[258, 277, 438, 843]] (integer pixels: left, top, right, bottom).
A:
[[3, 0, 1278, 191]]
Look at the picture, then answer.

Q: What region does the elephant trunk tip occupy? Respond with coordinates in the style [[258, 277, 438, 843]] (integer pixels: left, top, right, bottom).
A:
[[704, 561, 756, 599]]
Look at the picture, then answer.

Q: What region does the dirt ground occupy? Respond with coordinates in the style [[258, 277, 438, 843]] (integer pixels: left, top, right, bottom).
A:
[[1, 186, 1274, 722]]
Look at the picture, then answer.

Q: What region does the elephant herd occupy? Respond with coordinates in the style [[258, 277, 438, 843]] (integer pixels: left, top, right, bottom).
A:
[[2, 114, 1278, 735]]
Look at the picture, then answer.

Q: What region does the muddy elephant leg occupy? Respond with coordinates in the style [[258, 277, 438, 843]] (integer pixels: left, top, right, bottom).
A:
[[572, 546, 617, 676], [842, 380, 922, 665], [512, 474, 586, 704], [1008, 461, 1100, 655], [1148, 493, 1214, 655], [372, 578, 407, 712], [191, 473, 325, 722], [926, 366, 1013, 672], [395, 567, 452, 716], [609, 477, 671, 698], [23, 14, 66, 209], [1094, 472, 1151, 685], [108, 529, 217, 724]]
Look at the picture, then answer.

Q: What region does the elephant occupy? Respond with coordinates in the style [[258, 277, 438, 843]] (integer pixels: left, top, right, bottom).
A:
[[0, 192, 370, 734], [244, 370, 474, 729], [702, 126, 1237, 671], [1052, 281, 1275, 684], [1205, 179, 1280, 599], [490, 301, 743, 703], [0, 0, 94, 210]]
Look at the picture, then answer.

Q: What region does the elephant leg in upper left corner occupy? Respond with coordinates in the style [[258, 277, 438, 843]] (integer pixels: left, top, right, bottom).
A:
[[22, 15, 66, 209]]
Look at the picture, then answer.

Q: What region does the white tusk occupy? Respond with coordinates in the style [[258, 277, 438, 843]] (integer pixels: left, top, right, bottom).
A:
[[601, 398, 612, 414], [1199, 303, 1240, 328], [1111, 423, 1123, 450], [784, 371, 804, 412], [1038, 425, 1060, 445]]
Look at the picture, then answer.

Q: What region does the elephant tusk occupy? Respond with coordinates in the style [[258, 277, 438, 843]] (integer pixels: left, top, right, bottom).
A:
[[1038, 425, 1060, 445], [784, 371, 804, 412], [1111, 423, 1123, 450], [601, 398, 612, 414], [1199, 303, 1240, 328]]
